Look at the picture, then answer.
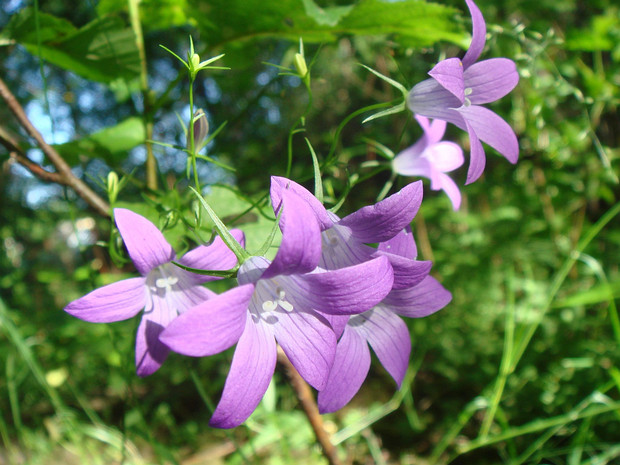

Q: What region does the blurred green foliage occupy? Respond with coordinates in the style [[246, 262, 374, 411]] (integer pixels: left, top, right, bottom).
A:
[[1, 0, 619, 463]]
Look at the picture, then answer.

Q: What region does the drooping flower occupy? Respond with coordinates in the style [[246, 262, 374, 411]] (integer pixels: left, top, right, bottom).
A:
[[393, 115, 464, 210], [160, 181, 395, 428], [318, 228, 452, 413], [64, 208, 243, 377], [407, 0, 519, 184]]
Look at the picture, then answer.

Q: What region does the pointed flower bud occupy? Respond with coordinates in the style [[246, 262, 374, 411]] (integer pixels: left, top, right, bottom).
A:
[[190, 53, 201, 71], [107, 171, 119, 204], [187, 109, 209, 152], [294, 53, 308, 78]]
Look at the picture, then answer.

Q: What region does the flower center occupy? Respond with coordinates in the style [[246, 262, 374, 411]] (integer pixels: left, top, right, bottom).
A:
[[261, 286, 294, 312], [464, 87, 472, 107], [155, 275, 179, 293]]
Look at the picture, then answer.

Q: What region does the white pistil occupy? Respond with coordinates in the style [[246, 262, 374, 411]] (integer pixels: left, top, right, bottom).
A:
[[262, 287, 294, 313]]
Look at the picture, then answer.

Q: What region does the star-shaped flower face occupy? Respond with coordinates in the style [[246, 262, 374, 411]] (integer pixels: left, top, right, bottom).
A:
[[160, 180, 396, 428], [407, 0, 519, 184], [393, 116, 464, 210], [64, 208, 243, 376]]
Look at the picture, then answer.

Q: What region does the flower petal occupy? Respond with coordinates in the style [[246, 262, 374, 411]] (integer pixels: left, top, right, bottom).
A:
[[458, 105, 519, 168], [392, 144, 433, 177], [383, 276, 452, 318], [270, 176, 333, 230], [465, 58, 519, 104], [407, 79, 466, 128], [338, 181, 423, 243], [463, 118, 487, 184], [375, 252, 431, 290], [425, 142, 464, 173], [378, 227, 417, 260], [294, 256, 394, 315], [209, 316, 277, 428], [159, 284, 255, 357], [273, 309, 336, 390], [262, 189, 322, 279], [429, 57, 465, 103], [177, 229, 244, 283], [64, 277, 146, 323], [363, 307, 411, 387], [114, 208, 175, 275], [318, 326, 371, 413], [461, 0, 487, 70], [425, 118, 448, 145], [434, 172, 462, 210]]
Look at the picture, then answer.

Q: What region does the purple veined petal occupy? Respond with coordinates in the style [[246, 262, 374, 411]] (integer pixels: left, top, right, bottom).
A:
[[465, 58, 519, 105], [425, 118, 448, 145], [458, 105, 519, 169], [392, 144, 433, 178], [272, 308, 336, 390], [378, 227, 417, 260], [383, 276, 452, 318], [159, 284, 255, 357], [461, 0, 487, 70], [338, 181, 423, 243], [425, 142, 464, 173], [135, 291, 178, 377], [293, 256, 394, 315], [408, 79, 466, 129], [414, 114, 432, 134], [361, 307, 411, 387], [262, 189, 322, 279], [429, 58, 465, 103], [177, 229, 244, 283], [270, 176, 333, 230], [64, 277, 147, 323], [463, 118, 487, 184], [434, 172, 462, 210], [114, 208, 175, 276], [317, 326, 371, 413], [374, 252, 431, 290], [209, 316, 277, 428], [320, 312, 350, 339]]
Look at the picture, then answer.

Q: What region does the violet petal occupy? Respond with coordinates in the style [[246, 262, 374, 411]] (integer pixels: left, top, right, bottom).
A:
[[429, 57, 465, 103], [270, 176, 333, 230], [383, 276, 452, 318], [114, 208, 175, 275], [465, 58, 519, 104], [64, 277, 146, 323], [461, 0, 487, 69], [317, 326, 371, 413], [209, 317, 277, 428]]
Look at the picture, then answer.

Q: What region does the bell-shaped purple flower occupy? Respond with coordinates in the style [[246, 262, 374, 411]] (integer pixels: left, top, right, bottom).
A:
[[318, 228, 452, 413], [160, 182, 395, 428], [407, 0, 519, 184], [393, 116, 464, 210], [64, 208, 243, 377]]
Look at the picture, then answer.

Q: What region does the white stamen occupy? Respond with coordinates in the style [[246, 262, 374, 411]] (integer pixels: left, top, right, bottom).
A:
[[279, 300, 294, 312], [262, 300, 278, 311], [464, 87, 473, 96], [277, 288, 286, 300], [464, 97, 471, 107]]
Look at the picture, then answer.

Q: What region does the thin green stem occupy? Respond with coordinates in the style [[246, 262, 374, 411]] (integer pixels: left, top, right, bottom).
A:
[[128, 0, 157, 191]]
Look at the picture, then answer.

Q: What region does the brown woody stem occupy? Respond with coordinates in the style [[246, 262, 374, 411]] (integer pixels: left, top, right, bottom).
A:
[[0, 77, 110, 217], [277, 347, 342, 465]]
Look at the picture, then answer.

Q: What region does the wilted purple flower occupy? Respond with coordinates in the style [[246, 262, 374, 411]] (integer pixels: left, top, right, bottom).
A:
[[160, 181, 395, 428], [318, 228, 452, 413], [64, 208, 243, 377], [393, 115, 464, 210], [407, 0, 519, 184]]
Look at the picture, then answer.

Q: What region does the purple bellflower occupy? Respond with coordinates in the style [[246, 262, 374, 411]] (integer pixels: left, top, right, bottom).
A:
[[160, 180, 395, 428], [407, 0, 519, 184], [64, 208, 243, 377], [317, 228, 452, 413], [393, 115, 464, 210]]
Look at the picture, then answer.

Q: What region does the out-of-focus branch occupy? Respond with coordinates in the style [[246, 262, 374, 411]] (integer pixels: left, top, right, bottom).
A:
[[277, 347, 342, 465], [0, 76, 110, 217]]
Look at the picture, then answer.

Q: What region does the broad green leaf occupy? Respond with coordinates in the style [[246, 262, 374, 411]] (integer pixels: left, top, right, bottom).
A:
[[97, 0, 190, 31], [54, 117, 146, 166], [301, 0, 354, 27], [188, 0, 465, 48], [0, 8, 140, 83]]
